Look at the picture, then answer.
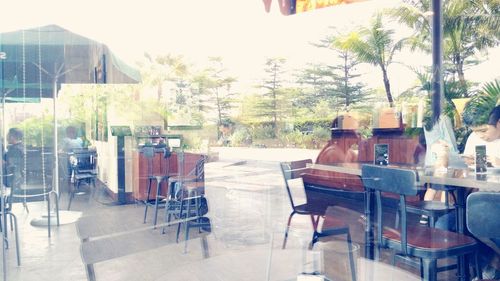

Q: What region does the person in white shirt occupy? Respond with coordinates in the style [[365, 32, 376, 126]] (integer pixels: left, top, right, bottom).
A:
[[462, 105, 500, 167]]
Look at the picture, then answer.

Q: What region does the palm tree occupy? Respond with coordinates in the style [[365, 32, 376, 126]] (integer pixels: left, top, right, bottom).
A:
[[342, 14, 406, 107], [139, 53, 189, 127], [388, 0, 499, 88], [465, 79, 500, 125]]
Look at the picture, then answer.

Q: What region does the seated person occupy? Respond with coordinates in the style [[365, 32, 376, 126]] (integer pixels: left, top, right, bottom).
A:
[[4, 128, 24, 187], [435, 106, 500, 278], [462, 105, 500, 167], [61, 126, 83, 153], [61, 126, 83, 182], [420, 114, 459, 224]]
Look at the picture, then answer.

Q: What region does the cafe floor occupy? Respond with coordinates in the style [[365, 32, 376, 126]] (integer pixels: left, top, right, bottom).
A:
[[0, 148, 467, 281]]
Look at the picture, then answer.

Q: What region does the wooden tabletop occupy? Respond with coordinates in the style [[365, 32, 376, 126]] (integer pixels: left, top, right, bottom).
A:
[[307, 163, 500, 192]]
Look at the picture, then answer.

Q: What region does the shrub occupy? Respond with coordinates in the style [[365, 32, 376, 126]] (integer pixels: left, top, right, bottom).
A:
[[229, 127, 252, 146]]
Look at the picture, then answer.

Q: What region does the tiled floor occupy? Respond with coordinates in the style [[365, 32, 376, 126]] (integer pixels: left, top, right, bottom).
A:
[[0, 150, 469, 280]]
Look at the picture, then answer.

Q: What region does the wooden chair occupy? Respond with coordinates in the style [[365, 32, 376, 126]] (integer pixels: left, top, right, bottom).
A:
[[361, 164, 479, 281]]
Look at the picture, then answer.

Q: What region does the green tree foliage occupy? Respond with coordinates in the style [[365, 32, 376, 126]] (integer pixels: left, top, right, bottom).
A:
[[256, 57, 287, 137], [465, 79, 500, 126], [330, 35, 370, 111], [388, 0, 500, 88], [340, 15, 406, 107], [138, 53, 189, 127], [295, 63, 335, 111], [191, 57, 237, 137]]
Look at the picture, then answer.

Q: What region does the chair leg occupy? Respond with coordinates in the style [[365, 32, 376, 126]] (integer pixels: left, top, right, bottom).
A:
[[176, 198, 186, 243], [310, 214, 318, 231], [161, 200, 171, 235], [47, 194, 51, 238], [9, 215, 13, 232], [346, 231, 357, 281], [68, 181, 78, 210], [85, 263, 96, 281], [200, 235, 210, 259], [143, 178, 153, 223], [184, 194, 193, 253], [429, 216, 435, 228], [282, 211, 296, 249], [22, 202, 29, 213], [54, 192, 60, 226], [474, 252, 482, 280], [153, 181, 162, 229], [2, 211, 7, 249], [421, 258, 437, 281], [8, 213, 20, 266], [391, 250, 397, 266]]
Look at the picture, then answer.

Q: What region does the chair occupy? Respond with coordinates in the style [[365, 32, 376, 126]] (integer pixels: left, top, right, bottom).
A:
[[174, 181, 211, 253], [1, 171, 20, 266], [402, 183, 456, 227], [166, 152, 205, 193], [162, 154, 206, 235], [68, 150, 98, 210], [467, 192, 500, 281], [142, 146, 171, 228], [361, 164, 479, 281], [280, 159, 325, 249], [10, 149, 60, 238]]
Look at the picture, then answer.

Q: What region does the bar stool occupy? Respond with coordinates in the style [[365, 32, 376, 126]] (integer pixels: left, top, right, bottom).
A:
[[162, 153, 206, 234], [142, 146, 171, 228]]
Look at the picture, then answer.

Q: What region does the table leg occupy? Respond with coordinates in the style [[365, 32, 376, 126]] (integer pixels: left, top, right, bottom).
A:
[[455, 187, 469, 281], [364, 189, 374, 260]]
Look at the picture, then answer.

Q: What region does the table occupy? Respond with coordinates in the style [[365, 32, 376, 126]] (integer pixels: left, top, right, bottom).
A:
[[306, 163, 500, 280], [158, 247, 420, 281]]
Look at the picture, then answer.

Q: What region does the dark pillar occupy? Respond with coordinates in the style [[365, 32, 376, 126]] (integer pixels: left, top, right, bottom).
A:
[[431, 0, 443, 123], [117, 136, 126, 204]]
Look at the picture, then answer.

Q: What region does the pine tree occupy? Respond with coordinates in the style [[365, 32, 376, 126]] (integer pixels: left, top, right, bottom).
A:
[[257, 57, 287, 138]]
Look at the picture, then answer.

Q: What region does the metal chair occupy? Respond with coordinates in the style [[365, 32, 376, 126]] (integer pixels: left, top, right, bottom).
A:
[[162, 154, 206, 235], [10, 149, 60, 238], [1, 171, 20, 266], [361, 164, 479, 281], [67, 150, 98, 210], [467, 192, 500, 281], [142, 146, 171, 227], [174, 181, 211, 253], [280, 159, 325, 249], [404, 182, 456, 227]]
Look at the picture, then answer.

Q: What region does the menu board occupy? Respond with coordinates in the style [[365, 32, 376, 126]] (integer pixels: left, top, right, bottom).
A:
[[374, 144, 389, 166]]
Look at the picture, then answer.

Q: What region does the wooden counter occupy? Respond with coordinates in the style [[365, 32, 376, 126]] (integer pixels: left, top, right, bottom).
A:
[[132, 149, 205, 201]]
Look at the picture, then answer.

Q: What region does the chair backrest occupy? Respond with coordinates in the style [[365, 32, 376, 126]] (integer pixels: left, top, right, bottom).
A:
[[467, 192, 500, 238], [361, 165, 418, 196], [194, 156, 205, 182], [279, 159, 312, 210], [141, 146, 155, 175], [72, 150, 97, 172], [361, 164, 418, 255]]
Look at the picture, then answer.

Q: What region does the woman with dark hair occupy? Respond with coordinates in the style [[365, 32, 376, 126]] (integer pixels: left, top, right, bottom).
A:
[[419, 114, 460, 224]]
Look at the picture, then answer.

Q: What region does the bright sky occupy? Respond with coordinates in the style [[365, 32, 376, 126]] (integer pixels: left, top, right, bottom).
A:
[[1, 0, 498, 96]]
